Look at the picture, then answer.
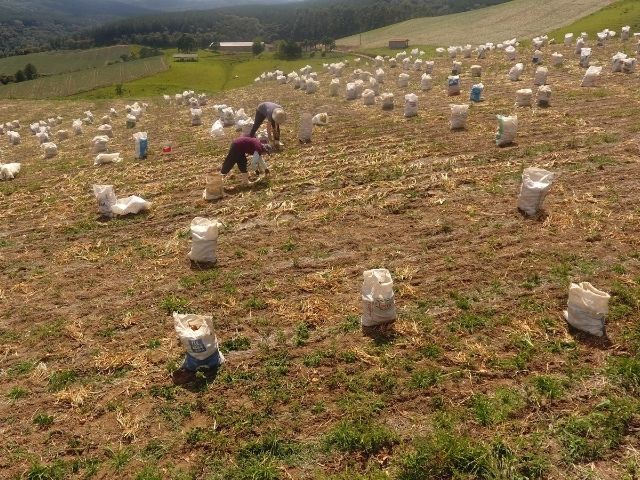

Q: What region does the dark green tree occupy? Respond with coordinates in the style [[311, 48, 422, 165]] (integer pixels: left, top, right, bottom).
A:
[[176, 34, 197, 53], [322, 37, 336, 52], [252, 38, 265, 55], [23, 63, 38, 80], [277, 40, 302, 60], [14, 69, 26, 82]]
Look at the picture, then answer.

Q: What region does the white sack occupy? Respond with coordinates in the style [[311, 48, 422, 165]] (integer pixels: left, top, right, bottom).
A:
[[564, 282, 609, 336], [450, 104, 469, 130], [94, 153, 122, 165], [111, 195, 150, 216], [188, 217, 222, 264], [361, 269, 396, 327], [92, 184, 117, 216], [495, 115, 518, 146], [0, 162, 21, 180], [517, 167, 554, 215]]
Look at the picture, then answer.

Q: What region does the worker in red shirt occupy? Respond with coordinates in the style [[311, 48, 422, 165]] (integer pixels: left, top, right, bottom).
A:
[[220, 136, 272, 187]]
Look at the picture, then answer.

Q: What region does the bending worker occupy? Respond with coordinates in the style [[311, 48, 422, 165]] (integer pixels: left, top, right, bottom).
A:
[[220, 136, 272, 187], [249, 102, 286, 146]]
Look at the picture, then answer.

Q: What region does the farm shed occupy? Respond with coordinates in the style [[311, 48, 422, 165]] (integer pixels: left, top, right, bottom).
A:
[[215, 42, 269, 53], [173, 54, 198, 62], [388, 39, 409, 49]]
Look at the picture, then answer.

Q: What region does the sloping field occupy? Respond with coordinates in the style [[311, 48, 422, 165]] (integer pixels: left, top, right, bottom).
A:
[[0, 46, 132, 76], [549, 0, 640, 39], [339, 0, 612, 48], [1, 40, 640, 479], [0, 56, 168, 99]]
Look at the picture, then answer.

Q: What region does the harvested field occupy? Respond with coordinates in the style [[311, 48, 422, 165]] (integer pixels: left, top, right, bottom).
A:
[[338, 0, 612, 48], [1, 39, 640, 479]]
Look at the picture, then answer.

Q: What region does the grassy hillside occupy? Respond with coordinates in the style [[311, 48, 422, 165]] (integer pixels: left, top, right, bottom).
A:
[[549, 0, 640, 39], [80, 50, 346, 99], [0, 56, 168, 99], [0, 46, 132, 77], [338, 0, 612, 48]]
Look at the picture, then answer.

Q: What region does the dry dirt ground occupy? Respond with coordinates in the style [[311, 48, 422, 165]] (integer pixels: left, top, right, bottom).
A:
[[1, 40, 640, 480]]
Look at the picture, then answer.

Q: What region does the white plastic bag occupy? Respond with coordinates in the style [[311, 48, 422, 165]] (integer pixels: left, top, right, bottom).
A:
[[191, 108, 202, 126], [612, 52, 627, 72], [420, 73, 432, 91], [451, 61, 462, 75], [516, 89, 533, 107], [173, 313, 225, 370], [580, 48, 591, 68], [92, 184, 117, 216], [425, 61, 434, 74], [564, 33, 574, 46], [404, 93, 418, 117], [534, 67, 548, 86], [470, 65, 482, 77], [505, 45, 517, 61], [36, 131, 50, 144], [210, 120, 224, 137], [42, 142, 58, 158], [517, 167, 554, 215], [398, 73, 410, 88], [98, 124, 113, 138], [375, 68, 385, 83], [537, 86, 552, 107], [564, 283, 609, 336], [495, 115, 518, 146], [72, 119, 83, 135], [450, 104, 469, 130], [361, 269, 396, 327], [92, 135, 109, 154], [581, 66, 602, 87], [188, 217, 222, 264], [7, 131, 20, 145], [251, 151, 268, 173], [552, 52, 564, 66], [133, 132, 148, 159], [509, 63, 524, 81], [312, 112, 328, 126], [622, 58, 636, 74], [111, 195, 150, 216], [381, 92, 394, 110], [0, 162, 20, 180], [94, 153, 122, 165], [362, 89, 375, 106]]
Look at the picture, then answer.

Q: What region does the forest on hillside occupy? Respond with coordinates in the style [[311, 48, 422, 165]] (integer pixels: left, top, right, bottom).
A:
[[88, 0, 508, 48], [0, 0, 508, 56]]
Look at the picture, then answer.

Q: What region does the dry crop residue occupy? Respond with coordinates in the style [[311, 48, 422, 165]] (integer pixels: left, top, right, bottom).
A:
[[1, 41, 639, 479]]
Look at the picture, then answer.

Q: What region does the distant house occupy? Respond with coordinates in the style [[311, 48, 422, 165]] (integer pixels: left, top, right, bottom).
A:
[[214, 42, 269, 53], [173, 54, 198, 62], [388, 39, 409, 49]]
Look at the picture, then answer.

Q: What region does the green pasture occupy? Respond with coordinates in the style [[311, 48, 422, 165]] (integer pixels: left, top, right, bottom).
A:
[[77, 49, 347, 99], [549, 0, 640, 40]]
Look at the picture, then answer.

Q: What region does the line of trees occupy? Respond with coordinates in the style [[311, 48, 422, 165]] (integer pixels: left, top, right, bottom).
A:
[[1, 63, 38, 85]]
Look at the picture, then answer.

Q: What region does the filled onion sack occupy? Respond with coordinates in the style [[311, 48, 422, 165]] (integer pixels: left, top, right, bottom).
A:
[[188, 217, 222, 264], [517, 167, 554, 215], [361, 269, 397, 327], [173, 313, 225, 371], [450, 104, 469, 130], [495, 115, 518, 146], [563, 283, 610, 336]]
